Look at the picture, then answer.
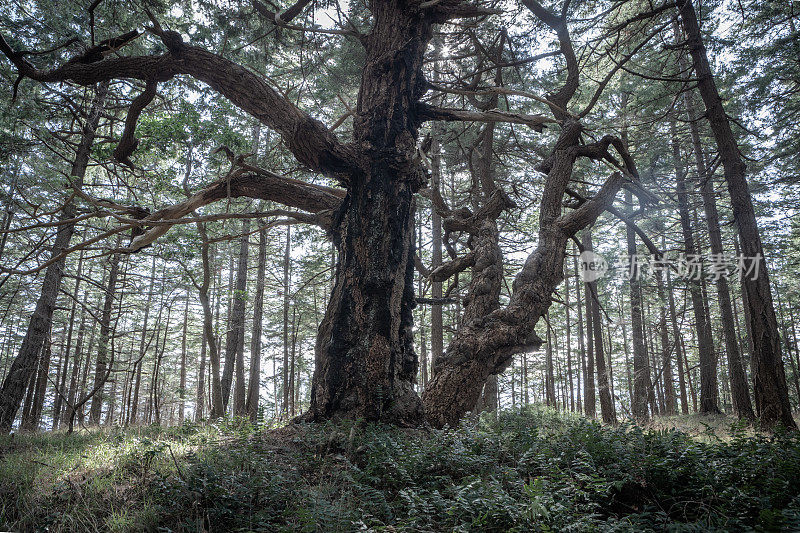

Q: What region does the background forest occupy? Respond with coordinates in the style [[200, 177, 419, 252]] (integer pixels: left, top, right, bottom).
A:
[[1, 0, 800, 530]]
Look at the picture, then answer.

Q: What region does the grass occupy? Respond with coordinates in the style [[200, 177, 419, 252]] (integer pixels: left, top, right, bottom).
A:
[[1, 408, 799, 531]]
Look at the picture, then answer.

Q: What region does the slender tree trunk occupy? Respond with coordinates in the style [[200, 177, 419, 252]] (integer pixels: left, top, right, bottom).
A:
[[0, 82, 107, 432], [246, 221, 267, 422], [417, 232, 429, 390], [647, 312, 664, 415], [484, 375, 498, 414], [670, 119, 719, 414], [108, 258, 130, 426], [574, 252, 584, 414], [564, 267, 574, 411], [53, 249, 84, 429], [21, 337, 51, 431], [221, 243, 235, 413], [133, 257, 156, 424], [626, 189, 652, 421], [231, 219, 250, 416], [678, 0, 796, 428], [88, 246, 122, 425], [282, 225, 291, 420], [152, 306, 172, 425], [196, 332, 207, 421], [197, 225, 224, 419], [77, 313, 98, 425], [684, 334, 698, 412], [621, 313, 633, 413], [430, 111, 444, 377], [690, 138, 754, 418], [290, 308, 298, 417], [62, 267, 91, 427], [657, 271, 678, 415], [592, 287, 615, 424], [179, 297, 189, 424], [606, 324, 616, 410], [146, 293, 166, 424], [678, 25, 755, 419], [105, 364, 118, 426], [545, 314, 557, 406], [666, 261, 690, 414], [51, 336, 65, 429], [20, 368, 36, 430], [581, 244, 596, 419], [584, 230, 615, 424]]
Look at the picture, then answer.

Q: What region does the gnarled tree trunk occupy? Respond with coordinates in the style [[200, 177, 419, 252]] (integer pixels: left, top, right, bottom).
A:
[[306, 3, 433, 424]]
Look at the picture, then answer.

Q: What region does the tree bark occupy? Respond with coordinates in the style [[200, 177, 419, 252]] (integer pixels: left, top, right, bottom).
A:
[[290, 308, 298, 416], [20, 337, 51, 432], [307, 3, 434, 424], [128, 256, 156, 424], [0, 2, 643, 430], [573, 252, 584, 414], [423, 117, 628, 427], [666, 258, 690, 414], [545, 314, 557, 406], [430, 68, 444, 377], [62, 266, 91, 427], [564, 266, 574, 411], [656, 270, 678, 415], [685, 106, 755, 419], [580, 248, 596, 419], [196, 332, 207, 421], [52, 249, 84, 429]]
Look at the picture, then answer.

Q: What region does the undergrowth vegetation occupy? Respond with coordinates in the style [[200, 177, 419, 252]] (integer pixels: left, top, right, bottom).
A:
[[1, 408, 799, 531]]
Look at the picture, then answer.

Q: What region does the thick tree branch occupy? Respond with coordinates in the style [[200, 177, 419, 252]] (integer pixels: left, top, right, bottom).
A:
[[113, 79, 157, 167], [0, 31, 358, 180], [430, 251, 476, 282], [124, 168, 344, 251], [557, 172, 624, 233]]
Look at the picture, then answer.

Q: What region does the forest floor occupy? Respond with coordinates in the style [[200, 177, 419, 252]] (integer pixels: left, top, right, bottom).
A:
[[1, 408, 799, 532]]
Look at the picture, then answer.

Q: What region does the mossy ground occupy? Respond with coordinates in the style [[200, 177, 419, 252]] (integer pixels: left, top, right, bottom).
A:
[[1, 408, 799, 532]]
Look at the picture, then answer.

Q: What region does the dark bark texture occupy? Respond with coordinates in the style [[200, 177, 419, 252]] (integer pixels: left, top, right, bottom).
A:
[[307, 2, 434, 424]]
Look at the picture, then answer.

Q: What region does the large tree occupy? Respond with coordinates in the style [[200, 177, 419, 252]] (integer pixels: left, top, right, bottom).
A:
[[0, 0, 653, 429]]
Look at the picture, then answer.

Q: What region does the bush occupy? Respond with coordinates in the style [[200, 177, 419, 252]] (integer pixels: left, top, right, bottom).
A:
[[2, 408, 799, 531]]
